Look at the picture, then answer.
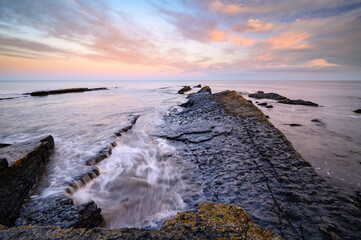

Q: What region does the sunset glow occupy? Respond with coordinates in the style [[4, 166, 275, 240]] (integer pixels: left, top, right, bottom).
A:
[[0, 0, 360, 80]]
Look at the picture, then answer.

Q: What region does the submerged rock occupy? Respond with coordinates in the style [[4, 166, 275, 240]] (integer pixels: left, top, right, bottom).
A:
[[249, 92, 287, 100], [178, 86, 191, 94], [258, 102, 268, 106], [26, 87, 107, 97], [287, 123, 302, 127], [15, 195, 102, 229], [193, 84, 202, 88], [0, 136, 54, 226], [354, 109, 361, 113], [1, 202, 282, 239], [279, 99, 319, 106], [197, 86, 212, 94]]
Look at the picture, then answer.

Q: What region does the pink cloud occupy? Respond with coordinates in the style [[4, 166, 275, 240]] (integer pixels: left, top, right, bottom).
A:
[[232, 19, 273, 33]]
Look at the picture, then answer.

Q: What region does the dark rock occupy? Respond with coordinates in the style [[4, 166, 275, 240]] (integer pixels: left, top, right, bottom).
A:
[[0, 97, 17, 101], [279, 99, 318, 107], [26, 87, 107, 97], [15, 195, 103, 229], [247, 100, 252, 103], [0, 158, 8, 172], [193, 84, 202, 88], [197, 86, 212, 94], [287, 123, 302, 127], [178, 86, 191, 94], [0, 143, 11, 149], [311, 119, 321, 122], [157, 90, 361, 239], [249, 92, 287, 100], [0, 136, 54, 226], [354, 109, 361, 114], [266, 105, 273, 108], [258, 102, 267, 106], [265, 115, 270, 118], [3, 203, 281, 239]]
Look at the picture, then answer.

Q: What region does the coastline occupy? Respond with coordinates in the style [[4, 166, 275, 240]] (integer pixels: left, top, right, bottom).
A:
[[0, 88, 360, 239]]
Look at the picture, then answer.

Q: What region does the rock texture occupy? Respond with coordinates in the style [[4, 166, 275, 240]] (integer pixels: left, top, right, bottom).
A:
[[15, 195, 102, 229], [158, 90, 361, 239], [178, 86, 191, 94], [0, 202, 282, 239], [0, 136, 54, 226], [27, 87, 107, 97]]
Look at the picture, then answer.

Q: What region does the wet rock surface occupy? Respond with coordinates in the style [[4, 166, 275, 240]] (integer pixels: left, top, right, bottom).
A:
[[0, 136, 54, 226], [158, 90, 361, 239], [15, 195, 102, 229], [1, 202, 282, 240], [26, 87, 107, 97], [354, 109, 361, 113], [279, 99, 318, 107]]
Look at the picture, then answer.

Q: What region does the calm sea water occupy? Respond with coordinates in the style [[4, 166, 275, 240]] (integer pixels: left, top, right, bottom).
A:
[[0, 80, 360, 228]]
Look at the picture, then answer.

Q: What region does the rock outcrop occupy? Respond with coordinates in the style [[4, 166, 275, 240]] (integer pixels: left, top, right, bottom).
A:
[[0, 136, 54, 226], [197, 86, 212, 94], [178, 86, 191, 94], [26, 87, 107, 97], [15, 195, 102, 229], [279, 99, 318, 106], [354, 109, 361, 113], [249, 92, 287, 100], [1, 202, 282, 239], [158, 89, 361, 239]]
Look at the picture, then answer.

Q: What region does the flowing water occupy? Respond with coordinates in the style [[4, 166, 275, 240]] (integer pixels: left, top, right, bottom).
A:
[[0, 80, 360, 228]]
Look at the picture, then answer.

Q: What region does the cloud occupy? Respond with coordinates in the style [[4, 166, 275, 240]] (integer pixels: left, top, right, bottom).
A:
[[209, 0, 243, 15], [232, 19, 273, 33], [267, 31, 311, 50]]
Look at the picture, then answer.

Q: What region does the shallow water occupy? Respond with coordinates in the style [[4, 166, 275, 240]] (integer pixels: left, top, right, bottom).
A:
[[0, 80, 360, 228]]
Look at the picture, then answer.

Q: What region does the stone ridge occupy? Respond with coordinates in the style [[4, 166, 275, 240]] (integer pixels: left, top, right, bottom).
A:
[[0, 202, 282, 240], [26, 87, 107, 97], [159, 90, 361, 239], [0, 136, 54, 226]]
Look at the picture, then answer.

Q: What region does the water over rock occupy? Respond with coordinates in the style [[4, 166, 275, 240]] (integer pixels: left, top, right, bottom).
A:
[[197, 86, 212, 94], [249, 92, 287, 100], [0, 136, 54, 226]]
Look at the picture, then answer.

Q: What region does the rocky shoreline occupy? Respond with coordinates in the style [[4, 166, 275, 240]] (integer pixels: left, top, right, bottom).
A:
[[25, 87, 107, 97], [0, 88, 360, 239]]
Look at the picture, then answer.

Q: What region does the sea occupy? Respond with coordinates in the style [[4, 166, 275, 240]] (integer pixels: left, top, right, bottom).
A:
[[0, 80, 360, 228]]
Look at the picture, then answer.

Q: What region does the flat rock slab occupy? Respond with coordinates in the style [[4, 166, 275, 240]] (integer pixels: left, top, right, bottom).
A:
[[159, 91, 361, 240], [0, 202, 282, 240], [0, 136, 54, 226], [27, 87, 107, 96]]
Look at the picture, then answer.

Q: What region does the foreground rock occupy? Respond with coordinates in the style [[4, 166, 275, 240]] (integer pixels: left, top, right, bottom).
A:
[[159, 90, 361, 239], [0, 202, 282, 239], [279, 99, 318, 106], [178, 86, 191, 94], [0, 136, 54, 226], [15, 195, 102, 229], [26, 87, 107, 96]]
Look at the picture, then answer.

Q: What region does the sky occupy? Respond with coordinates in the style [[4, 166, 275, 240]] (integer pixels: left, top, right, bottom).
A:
[[0, 0, 360, 81]]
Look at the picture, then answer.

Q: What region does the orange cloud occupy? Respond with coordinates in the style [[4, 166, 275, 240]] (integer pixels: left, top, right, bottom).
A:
[[210, 0, 242, 14], [233, 19, 273, 33], [210, 30, 226, 42], [268, 31, 311, 50], [210, 29, 255, 46], [310, 59, 338, 67]]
